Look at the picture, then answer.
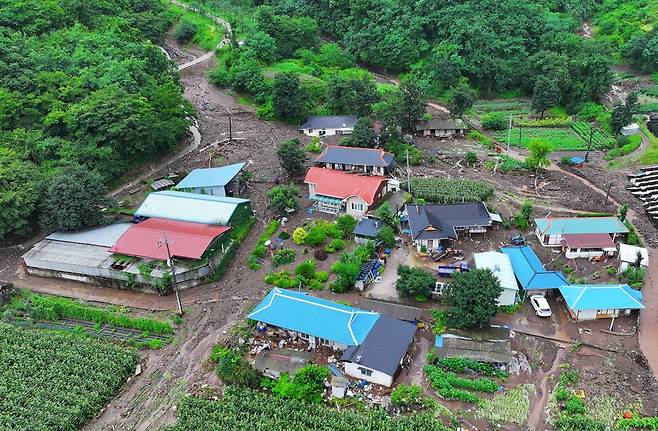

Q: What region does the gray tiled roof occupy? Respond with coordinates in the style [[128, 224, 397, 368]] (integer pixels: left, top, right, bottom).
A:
[[315, 146, 395, 168], [300, 116, 358, 130], [353, 218, 385, 238], [416, 118, 467, 131], [406, 203, 492, 241], [340, 315, 416, 376]]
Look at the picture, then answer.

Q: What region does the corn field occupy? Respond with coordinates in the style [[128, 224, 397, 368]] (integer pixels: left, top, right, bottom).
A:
[[404, 177, 494, 203], [165, 387, 452, 431], [0, 324, 138, 430]]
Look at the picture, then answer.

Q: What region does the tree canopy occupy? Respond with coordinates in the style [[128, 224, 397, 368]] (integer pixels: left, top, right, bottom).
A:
[[0, 0, 191, 242], [442, 269, 503, 329], [277, 138, 308, 177]]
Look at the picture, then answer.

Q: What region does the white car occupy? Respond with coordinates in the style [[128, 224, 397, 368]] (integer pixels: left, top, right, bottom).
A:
[[529, 295, 552, 317]]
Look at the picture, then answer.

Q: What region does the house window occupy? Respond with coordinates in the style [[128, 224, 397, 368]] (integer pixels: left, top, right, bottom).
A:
[[358, 367, 373, 376], [351, 202, 364, 212], [319, 130, 326, 136]]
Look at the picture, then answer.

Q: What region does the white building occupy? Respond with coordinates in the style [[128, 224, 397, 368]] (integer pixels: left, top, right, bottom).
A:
[[618, 243, 649, 273], [299, 115, 357, 137], [472, 251, 519, 306], [561, 233, 617, 259]]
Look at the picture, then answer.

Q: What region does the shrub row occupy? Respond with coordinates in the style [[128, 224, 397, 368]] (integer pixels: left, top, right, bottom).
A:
[[424, 365, 499, 405], [515, 117, 572, 128], [437, 357, 508, 378], [213, 217, 255, 280], [617, 417, 658, 430], [20, 293, 173, 335], [248, 220, 281, 270], [605, 135, 641, 160]]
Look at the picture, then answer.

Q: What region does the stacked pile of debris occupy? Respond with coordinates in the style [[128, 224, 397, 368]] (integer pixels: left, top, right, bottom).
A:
[[627, 165, 658, 225]]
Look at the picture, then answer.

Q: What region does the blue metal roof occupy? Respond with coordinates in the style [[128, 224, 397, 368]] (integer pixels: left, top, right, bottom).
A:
[[248, 288, 380, 346], [559, 284, 644, 311], [534, 217, 628, 236], [500, 246, 569, 290], [135, 191, 249, 225], [175, 163, 245, 189]]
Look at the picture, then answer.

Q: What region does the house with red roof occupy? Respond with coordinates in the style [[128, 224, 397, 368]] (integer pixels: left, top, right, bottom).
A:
[[304, 167, 388, 217]]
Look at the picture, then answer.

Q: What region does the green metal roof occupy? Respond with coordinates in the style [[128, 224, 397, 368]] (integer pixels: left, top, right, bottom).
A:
[[534, 217, 628, 236]]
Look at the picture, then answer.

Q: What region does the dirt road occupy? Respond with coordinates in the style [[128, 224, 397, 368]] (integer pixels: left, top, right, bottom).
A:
[[639, 248, 658, 380]]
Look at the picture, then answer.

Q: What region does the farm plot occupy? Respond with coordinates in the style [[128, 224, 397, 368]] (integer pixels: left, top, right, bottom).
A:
[[492, 127, 587, 150], [403, 177, 494, 203], [475, 99, 532, 117], [571, 122, 616, 149], [0, 323, 138, 431], [165, 387, 451, 431]]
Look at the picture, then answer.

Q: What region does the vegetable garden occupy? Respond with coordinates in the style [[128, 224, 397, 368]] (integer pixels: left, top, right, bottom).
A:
[[492, 127, 587, 150], [0, 323, 138, 430], [165, 387, 452, 431], [404, 178, 494, 203]]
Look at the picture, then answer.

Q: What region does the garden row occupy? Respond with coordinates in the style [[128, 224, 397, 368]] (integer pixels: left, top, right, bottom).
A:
[[0, 324, 138, 431], [403, 178, 494, 203]]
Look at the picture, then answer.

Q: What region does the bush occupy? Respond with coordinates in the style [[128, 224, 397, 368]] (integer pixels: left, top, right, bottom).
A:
[[556, 414, 606, 431], [384, 141, 423, 165], [174, 19, 197, 44], [315, 271, 329, 283], [395, 265, 435, 300], [215, 346, 260, 389], [293, 227, 308, 245], [324, 245, 336, 253], [377, 226, 396, 248], [390, 384, 423, 407], [554, 386, 571, 401], [295, 260, 316, 279], [329, 238, 345, 250], [565, 396, 587, 415], [481, 112, 507, 130], [560, 368, 579, 386], [279, 231, 290, 240], [273, 249, 296, 267], [267, 364, 329, 404], [253, 245, 267, 258], [305, 226, 327, 245], [335, 215, 357, 239], [305, 137, 323, 153]]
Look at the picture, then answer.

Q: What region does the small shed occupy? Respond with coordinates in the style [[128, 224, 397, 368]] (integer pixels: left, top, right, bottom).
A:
[[618, 243, 649, 273], [253, 349, 313, 379], [621, 123, 640, 136], [434, 326, 511, 364], [353, 218, 385, 245], [359, 299, 422, 322], [416, 118, 467, 138]]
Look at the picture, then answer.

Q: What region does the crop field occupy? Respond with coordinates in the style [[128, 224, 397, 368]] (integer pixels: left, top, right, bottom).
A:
[[165, 387, 451, 431], [571, 122, 616, 149], [0, 324, 138, 430], [474, 99, 531, 117], [492, 127, 587, 150], [403, 178, 494, 203]]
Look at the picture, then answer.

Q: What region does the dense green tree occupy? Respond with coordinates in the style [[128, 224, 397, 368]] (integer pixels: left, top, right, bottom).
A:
[[398, 81, 426, 132], [174, 18, 197, 44], [277, 138, 307, 177], [526, 140, 553, 173], [442, 269, 503, 329], [0, 148, 41, 241], [395, 265, 436, 300], [246, 31, 278, 63], [272, 73, 308, 122], [610, 93, 637, 135], [39, 165, 114, 232], [256, 6, 320, 57], [327, 76, 378, 117], [377, 202, 395, 228], [447, 80, 477, 119], [267, 184, 300, 215], [532, 76, 559, 119], [377, 226, 396, 248], [349, 117, 376, 148]]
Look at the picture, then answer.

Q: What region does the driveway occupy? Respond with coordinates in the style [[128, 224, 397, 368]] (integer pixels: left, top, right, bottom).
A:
[[639, 248, 658, 380], [366, 247, 409, 301]]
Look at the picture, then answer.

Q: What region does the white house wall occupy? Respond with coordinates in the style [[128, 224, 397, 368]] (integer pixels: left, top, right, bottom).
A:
[[497, 289, 517, 306], [343, 362, 394, 387], [346, 196, 369, 218], [302, 127, 353, 137]]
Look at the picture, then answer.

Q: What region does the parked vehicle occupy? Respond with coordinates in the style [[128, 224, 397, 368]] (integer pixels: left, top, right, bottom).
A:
[[529, 295, 552, 317]]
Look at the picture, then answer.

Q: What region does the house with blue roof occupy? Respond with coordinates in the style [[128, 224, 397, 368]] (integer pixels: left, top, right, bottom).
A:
[[174, 162, 245, 197], [500, 246, 569, 294], [135, 190, 251, 226], [534, 217, 628, 247], [248, 288, 380, 349], [558, 284, 644, 320]]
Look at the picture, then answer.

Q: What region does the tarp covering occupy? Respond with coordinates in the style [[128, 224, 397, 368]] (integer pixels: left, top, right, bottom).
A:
[[248, 288, 380, 346], [110, 218, 230, 260], [500, 246, 568, 290]]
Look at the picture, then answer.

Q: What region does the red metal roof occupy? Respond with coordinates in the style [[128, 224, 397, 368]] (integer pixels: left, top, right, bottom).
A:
[[561, 233, 616, 249], [109, 218, 230, 260], [304, 167, 387, 205]]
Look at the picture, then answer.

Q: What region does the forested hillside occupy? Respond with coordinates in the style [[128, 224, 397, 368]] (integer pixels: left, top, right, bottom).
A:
[[0, 0, 193, 242]]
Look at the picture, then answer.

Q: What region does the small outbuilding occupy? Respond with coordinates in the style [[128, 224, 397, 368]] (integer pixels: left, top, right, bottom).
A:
[[561, 233, 617, 259], [416, 118, 467, 138], [434, 326, 511, 364], [353, 218, 385, 245], [299, 116, 358, 137], [618, 243, 649, 273], [341, 315, 417, 387], [621, 123, 640, 136], [472, 251, 519, 306], [558, 284, 644, 320], [174, 162, 246, 197]]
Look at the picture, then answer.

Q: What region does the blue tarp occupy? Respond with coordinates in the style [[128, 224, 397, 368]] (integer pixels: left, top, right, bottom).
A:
[[435, 335, 444, 348], [559, 284, 644, 311], [248, 288, 380, 346], [570, 156, 585, 165], [500, 246, 568, 290]]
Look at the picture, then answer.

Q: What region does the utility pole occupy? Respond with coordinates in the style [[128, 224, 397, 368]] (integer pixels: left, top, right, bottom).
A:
[[406, 148, 411, 195], [603, 183, 612, 206], [507, 114, 512, 151], [159, 232, 183, 316]]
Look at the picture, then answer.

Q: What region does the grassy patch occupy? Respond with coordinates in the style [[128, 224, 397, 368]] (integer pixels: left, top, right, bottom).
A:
[[493, 127, 587, 150], [638, 122, 658, 165], [476, 384, 534, 426], [169, 4, 222, 51]]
